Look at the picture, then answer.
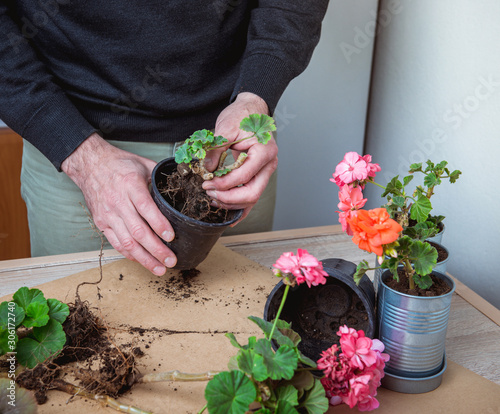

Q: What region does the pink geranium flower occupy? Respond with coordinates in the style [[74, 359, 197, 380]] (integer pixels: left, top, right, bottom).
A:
[[273, 249, 328, 287], [337, 186, 367, 235], [361, 154, 381, 179], [318, 325, 389, 412], [331, 152, 369, 187]]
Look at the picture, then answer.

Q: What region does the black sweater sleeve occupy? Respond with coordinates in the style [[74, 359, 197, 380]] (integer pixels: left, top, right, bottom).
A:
[[232, 0, 330, 114], [0, 1, 329, 170], [0, 2, 98, 171]]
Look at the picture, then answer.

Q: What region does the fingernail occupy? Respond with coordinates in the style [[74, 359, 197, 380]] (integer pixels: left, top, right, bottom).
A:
[[153, 266, 166, 275], [162, 231, 174, 242], [206, 190, 217, 199], [203, 184, 215, 191], [165, 257, 176, 268]]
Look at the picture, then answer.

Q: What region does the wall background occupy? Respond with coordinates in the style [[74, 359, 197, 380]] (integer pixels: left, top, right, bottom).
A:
[[272, 0, 378, 230], [362, 0, 500, 309]]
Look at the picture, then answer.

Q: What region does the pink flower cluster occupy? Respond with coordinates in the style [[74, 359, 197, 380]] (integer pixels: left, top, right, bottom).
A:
[[317, 326, 389, 412], [273, 249, 328, 287], [330, 152, 381, 235]]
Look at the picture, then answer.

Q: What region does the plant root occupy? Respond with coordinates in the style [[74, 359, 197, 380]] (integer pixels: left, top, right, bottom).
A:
[[52, 379, 152, 414]]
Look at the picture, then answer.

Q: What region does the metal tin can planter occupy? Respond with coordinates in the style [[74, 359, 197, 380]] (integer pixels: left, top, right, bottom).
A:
[[264, 258, 376, 362], [377, 269, 455, 393], [151, 157, 243, 270]]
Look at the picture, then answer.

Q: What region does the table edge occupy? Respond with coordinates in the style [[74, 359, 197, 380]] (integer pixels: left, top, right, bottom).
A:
[[1, 225, 499, 326]]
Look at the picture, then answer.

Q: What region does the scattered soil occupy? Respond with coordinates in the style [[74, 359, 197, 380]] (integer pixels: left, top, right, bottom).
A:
[[385, 268, 452, 296], [149, 268, 203, 300], [159, 162, 228, 223], [15, 299, 142, 405]]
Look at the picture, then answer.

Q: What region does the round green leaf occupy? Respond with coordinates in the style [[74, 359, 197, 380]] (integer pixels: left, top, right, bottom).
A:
[[47, 299, 70, 324], [13, 287, 46, 310], [205, 371, 256, 414], [0, 301, 25, 329]]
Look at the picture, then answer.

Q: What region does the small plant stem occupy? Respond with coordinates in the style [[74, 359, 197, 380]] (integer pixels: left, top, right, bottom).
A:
[[403, 258, 415, 290], [209, 132, 257, 150], [268, 284, 290, 340], [137, 370, 219, 383], [369, 181, 386, 191], [198, 404, 208, 414]]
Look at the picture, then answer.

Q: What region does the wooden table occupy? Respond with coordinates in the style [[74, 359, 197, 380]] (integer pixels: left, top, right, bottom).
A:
[[1, 225, 499, 388]]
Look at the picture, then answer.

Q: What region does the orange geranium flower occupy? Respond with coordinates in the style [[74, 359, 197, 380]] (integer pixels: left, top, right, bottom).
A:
[[347, 208, 403, 256]]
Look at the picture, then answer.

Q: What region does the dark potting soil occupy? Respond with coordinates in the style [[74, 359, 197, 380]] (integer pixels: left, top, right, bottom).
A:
[[426, 240, 449, 262], [269, 281, 371, 362], [159, 162, 229, 223], [15, 299, 141, 405], [384, 268, 452, 297]]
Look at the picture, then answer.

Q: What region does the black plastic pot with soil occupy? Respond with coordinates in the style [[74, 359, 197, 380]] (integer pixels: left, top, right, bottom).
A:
[[264, 258, 376, 362], [151, 157, 243, 270]]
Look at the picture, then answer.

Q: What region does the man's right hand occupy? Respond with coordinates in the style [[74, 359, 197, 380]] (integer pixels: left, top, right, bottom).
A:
[[61, 133, 177, 275]]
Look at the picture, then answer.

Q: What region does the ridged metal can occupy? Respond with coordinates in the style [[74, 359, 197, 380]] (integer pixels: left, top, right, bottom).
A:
[[377, 270, 455, 378]]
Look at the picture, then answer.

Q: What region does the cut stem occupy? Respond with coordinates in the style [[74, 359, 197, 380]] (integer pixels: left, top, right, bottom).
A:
[[268, 284, 290, 341], [137, 370, 219, 383]]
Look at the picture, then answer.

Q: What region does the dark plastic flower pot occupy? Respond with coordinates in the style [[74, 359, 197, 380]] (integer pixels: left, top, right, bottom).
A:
[[151, 157, 243, 270], [264, 258, 376, 363]]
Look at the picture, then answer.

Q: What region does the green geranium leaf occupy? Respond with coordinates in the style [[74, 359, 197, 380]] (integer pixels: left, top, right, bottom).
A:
[[382, 176, 403, 197], [237, 349, 268, 381], [424, 172, 440, 188], [449, 169, 462, 183], [22, 301, 50, 329], [354, 260, 370, 285], [17, 319, 66, 368], [275, 399, 300, 414], [403, 175, 414, 186], [239, 114, 276, 144], [205, 371, 257, 414], [47, 298, 70, 324], [0, 326, 16, 355], [248, 316, 295, 348], [275, 384, 299, 407], [13, 287, 46, 310], [392, 195, 406, 208], [435, 160, 448, 170], [414, 274, 433, 289], [410, 194, 433, 223], [409, 162, 422, 172], [174, 143, 191, 164], [410, 240, 437, 276], [213, 135, 228, 146], [0, 301, 25, 329], [254, 339, 297, 381], [300, 378, 329, 414]]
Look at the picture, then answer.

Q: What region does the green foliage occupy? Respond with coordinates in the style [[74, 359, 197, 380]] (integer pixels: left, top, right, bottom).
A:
[[203, 315, 328, 413], [0, 287, 69, 368], [174, 114, 276, 177]]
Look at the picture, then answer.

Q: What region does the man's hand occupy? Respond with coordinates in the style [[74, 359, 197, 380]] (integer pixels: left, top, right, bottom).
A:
[[202, 92, 278, 223], [61, 133, 177, 275]]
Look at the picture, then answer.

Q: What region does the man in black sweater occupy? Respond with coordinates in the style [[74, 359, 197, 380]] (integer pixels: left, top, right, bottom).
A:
[[0, 1, 329, 275]]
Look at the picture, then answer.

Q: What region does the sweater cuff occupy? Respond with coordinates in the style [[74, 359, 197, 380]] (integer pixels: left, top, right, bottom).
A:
[[21, 93, 99, 171], [231, 53, 293, 115]]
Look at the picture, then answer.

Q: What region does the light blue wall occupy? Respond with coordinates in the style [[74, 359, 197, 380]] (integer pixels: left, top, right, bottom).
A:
[[363, 0, 500, 308], [272, 0, 378, 230]]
